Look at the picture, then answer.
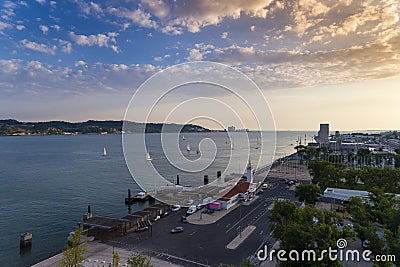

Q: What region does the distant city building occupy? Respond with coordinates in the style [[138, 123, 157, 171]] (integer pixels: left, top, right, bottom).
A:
[[227, 126, 236, 132], [315, 123, 330, 146]]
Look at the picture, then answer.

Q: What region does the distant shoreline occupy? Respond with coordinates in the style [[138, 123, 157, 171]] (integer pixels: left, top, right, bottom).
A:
[[0, 119, 212, 136]]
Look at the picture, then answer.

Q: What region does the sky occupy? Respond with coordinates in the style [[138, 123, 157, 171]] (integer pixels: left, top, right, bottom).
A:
[[0, 0, 399, 130]]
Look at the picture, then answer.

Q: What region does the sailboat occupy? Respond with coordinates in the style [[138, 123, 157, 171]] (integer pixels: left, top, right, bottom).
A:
[[103, 147, 107, 156], [146, 151, 152, 161], [255, 137, 261, 149], [186, 144, 191, 152], [182, 135, 185, 140]]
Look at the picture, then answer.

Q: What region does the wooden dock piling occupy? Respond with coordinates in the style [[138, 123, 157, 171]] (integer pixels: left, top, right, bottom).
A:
[[20, 232, 32, 248]]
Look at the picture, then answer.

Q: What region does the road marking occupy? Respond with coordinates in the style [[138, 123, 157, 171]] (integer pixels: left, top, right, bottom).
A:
[[225, 199, 269, 233], [189, 231, 197, 236], [158, 252, 210, 267], [225, 223, 231, 228]]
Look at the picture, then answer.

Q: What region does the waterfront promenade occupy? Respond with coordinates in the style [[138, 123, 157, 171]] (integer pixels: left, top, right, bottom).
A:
[[33, 159, 310, 266], [32, 241, 180, 267]]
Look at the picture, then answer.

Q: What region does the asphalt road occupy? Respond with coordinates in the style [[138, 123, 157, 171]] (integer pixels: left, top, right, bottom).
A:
[[109, 177, 303, 267]]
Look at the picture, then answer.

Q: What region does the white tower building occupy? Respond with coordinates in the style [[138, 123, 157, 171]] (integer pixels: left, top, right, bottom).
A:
[[246, 160, 253, 183]]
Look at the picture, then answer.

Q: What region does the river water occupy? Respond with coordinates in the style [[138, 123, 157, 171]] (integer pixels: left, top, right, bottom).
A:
[[0, 131, 313, 266]]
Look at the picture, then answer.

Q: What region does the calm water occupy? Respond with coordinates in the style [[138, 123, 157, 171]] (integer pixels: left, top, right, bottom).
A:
[[0, 131, 313, 267]]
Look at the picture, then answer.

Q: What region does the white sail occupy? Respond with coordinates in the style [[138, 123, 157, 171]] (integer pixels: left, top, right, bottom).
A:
[[182, 135, 185, 140], [186, 144, 191, 151], [146, 151, 152, 161], [103, 147, 107, 156]]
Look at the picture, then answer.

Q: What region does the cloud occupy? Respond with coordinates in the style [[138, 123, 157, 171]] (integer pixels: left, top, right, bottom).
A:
[[74, 60, 86, 67], [0, 21, 12, 31], [20, 39, 56, 55], [1, 1, 17, 21], [160, 0, 274, 33], [107, 6, 158, 29], [39, 25, 49, 34], [110, 45, 119, 53], [0, 59, 162, 96], [58, 39, 72, 54], [0, 59, 21, 74], [185, 43, 216, 61], [209, 38, 400, 89], [16, 24, 25, 30], [74, 0, 274, 34], [141, 0, 170, 19], [52, 24, 60, 31], [161, 24, 183, 35], [69, 31, 119, 52], [186, 49, 203, 61]]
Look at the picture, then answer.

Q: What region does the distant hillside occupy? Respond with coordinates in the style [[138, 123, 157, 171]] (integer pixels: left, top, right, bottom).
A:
[[0, 119, 210, 136]]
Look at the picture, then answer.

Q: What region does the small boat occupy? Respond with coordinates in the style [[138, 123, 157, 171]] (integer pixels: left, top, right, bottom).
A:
[[102, 147, 107, 156], [125, 192, 153, 203], [146, 151, 152, 161], [186, 144, 191, 152], [182, 135, 185, 140]]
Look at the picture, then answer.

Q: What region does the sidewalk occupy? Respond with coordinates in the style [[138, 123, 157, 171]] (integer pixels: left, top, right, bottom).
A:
[[187, 196, 259, 225], [32, 241, 181, 267]]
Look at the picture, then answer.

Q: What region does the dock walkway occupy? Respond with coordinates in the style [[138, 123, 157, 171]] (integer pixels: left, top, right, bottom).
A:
[[32, 241, 180, 267]]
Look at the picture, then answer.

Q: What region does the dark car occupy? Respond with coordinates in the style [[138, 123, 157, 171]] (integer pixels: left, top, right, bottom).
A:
[[170, 226, 184, 233], [181, 216, 188, 223]]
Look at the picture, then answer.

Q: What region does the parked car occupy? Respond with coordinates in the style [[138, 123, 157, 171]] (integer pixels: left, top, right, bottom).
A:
[[170, 226, 184, 234], [196, 204, 204, 210], [181, 216, 188, 223], [171, 205, 181, 212], [187, 205, 197, 214], [262, 183, 269, 190], [153, 215, 161, 222]]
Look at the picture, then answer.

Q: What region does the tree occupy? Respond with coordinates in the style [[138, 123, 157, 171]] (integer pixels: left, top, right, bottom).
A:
[[127, 253, 153, 267], [308, 160, 340, 189], [112, 251, 120, 267], [348, 193, 399, 266], [239, 259, 254, 267], [60, 228, 87, 267], [295, 184, 321, 205], [357, 148, 371, 157], [269, 203, 351, 266], [269, 200, 297, 237]]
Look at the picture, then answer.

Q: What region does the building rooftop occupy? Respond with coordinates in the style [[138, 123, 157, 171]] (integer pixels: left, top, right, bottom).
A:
[[223, 181, 250, 199], [81, 216, 129, 229], [323, 187, 400, 202]]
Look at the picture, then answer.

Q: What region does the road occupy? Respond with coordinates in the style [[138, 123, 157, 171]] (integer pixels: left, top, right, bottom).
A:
[[108, 177, 303, 267]]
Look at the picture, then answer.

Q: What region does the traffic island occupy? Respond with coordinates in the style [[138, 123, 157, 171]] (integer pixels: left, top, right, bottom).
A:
[[226, 225, 256, 250]]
